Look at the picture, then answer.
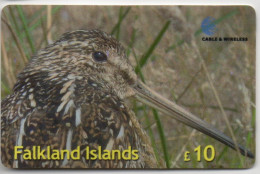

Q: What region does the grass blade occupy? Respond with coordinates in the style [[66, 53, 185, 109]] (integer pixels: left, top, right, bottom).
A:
[[46, 5, 53, 43], [126, 28, 137, 58], [29, 6, 62, 32], [110, 6, 131, 39], [27, 6, 46, 26], [1, 34, 16, 87], [143, 106, 161, 166], [7, 6, 30, 57], [1, 81, 12, 97], [245, 106, 255, 161], [135, 20, 170, 72], [16, 6, 62, 40], [16, 5, 36, 53], [1, 17, 28, 65], [152, 109, 170, 168], [8, 6, 22, 41]]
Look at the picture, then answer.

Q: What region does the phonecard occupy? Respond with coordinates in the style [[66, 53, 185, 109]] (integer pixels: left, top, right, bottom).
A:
[[1, 5, 255, 169]]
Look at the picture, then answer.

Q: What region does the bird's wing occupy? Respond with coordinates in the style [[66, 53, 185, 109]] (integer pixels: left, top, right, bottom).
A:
[[1, 78, 156, 168]]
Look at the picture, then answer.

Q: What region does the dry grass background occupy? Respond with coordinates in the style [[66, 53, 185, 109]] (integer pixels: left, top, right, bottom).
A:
[[1, 5, 255, 168]]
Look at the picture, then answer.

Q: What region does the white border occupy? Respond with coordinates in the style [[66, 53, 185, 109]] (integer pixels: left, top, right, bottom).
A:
[[0, 0, 258, 174]]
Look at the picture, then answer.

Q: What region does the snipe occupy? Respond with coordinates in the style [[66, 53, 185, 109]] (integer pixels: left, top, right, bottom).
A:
[[1, 29, 253, 168]]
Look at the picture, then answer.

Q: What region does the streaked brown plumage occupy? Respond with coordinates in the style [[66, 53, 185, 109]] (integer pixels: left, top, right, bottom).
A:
[[1, 29, 253, 169], [1, 30, 156, 168]]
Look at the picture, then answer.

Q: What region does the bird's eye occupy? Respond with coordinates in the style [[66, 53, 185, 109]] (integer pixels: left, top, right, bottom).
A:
[[92, 51, 108, 62]]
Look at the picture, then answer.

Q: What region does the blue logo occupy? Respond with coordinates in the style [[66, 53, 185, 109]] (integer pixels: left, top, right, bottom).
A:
[[201, 17, 217, 36]]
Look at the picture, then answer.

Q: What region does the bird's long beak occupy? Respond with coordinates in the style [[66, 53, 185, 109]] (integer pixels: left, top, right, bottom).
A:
[[133, 80, 254, 158]]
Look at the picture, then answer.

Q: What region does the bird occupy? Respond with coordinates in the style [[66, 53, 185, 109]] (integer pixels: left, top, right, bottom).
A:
[[1, 29, 254, 169]]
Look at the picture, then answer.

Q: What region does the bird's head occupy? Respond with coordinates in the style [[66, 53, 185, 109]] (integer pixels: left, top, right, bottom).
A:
[[30, 30, 137, 100]]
